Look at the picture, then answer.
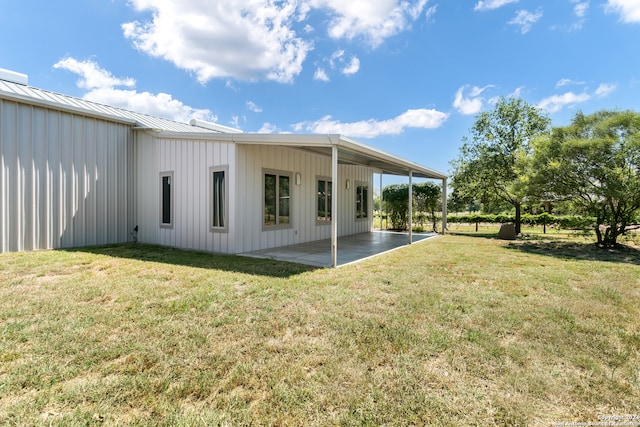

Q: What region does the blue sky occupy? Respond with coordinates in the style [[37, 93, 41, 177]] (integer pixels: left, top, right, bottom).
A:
[[2, 0, 640, 177]]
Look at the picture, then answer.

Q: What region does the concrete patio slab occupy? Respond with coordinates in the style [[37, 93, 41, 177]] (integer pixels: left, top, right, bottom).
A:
[[240, 231, 439, 267]]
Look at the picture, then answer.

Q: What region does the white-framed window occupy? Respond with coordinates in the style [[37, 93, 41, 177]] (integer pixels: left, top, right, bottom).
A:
[[316, 177, 332, 223], [356, 182, 368, 219], [210, 166, 228, 232], [160, 171, 174, 228], [263, 169, 292, 229]]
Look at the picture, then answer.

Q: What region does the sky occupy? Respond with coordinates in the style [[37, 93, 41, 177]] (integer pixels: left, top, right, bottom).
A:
[[2, 0, 640, 179]]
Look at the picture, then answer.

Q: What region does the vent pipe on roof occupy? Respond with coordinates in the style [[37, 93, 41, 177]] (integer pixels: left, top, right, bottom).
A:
[[0, 68, 28, 85]]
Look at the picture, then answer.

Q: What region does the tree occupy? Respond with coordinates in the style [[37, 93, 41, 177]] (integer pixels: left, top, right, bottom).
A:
[[531, 110, 640, 247], [382, 182, 442, 230], [450, 97, 550, 234], [413, 181, 442, 232]]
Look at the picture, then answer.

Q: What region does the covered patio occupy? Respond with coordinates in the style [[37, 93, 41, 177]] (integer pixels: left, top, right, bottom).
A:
[[241, 231, 439, 267]]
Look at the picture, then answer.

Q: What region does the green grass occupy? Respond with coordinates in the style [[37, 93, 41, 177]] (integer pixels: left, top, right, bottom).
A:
[[1, 236, 639, 426]]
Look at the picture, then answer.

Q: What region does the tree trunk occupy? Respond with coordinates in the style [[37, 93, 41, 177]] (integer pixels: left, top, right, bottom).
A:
[[514, 202, 522, 235]]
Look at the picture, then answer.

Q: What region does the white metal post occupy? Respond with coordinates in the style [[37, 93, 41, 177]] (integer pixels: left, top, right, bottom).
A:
[[441, 178, 447, 234], [408, 170, 413, 245], [331, 145, 338, 267], [379, 173, 383, 230]]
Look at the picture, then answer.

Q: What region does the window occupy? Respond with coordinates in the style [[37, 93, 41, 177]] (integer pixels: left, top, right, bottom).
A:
[[264, 171, 291, 228], [210, 167, 228, 231], [317, 177, 332, 222], [160, 172, 174, 228], [356, 182, 368, 219]]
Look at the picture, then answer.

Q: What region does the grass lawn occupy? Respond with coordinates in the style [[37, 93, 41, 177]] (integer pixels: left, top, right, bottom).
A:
[[1, 233, 639, 426]]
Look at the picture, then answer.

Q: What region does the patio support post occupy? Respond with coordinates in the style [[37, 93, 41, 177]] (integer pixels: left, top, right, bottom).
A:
[[379, 173, 383, 231], [331, 145, 338, 267], [408, 170, 413, 245], [441, 178, 447, 234]]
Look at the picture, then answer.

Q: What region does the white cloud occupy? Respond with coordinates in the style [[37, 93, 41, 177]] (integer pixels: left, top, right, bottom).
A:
[[573, 1, 589, 18], [474, 0, 518, 11], [258, 122, 279, 133], [595, 82, 617, 97], [123, 0, 312, 84], [508, 9, 543, 34], [307, 0, 429, 47], [246, 101, 263, 113], [314, 68, 330, 81], [122, 0, 430, 84], [53, 57, 135, 90], [453, 85, 493, 115], [53, 58, 215, 123], [556, 78, 586, 87], [537, 92, 590, 113], [292, 108, 449, 138], [342, 57, 361, 75], [606, 0, 640, 23], [425, 5, 438, 23], [488, 86, 526, 104]]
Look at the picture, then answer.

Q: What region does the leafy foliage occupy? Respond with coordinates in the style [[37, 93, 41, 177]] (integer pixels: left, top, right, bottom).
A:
[[450, 97, 551, 234], [531, 110, 640, 246], [382, 182, 441, 230]]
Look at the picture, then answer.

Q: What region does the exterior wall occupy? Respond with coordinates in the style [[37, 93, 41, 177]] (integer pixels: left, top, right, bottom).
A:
[[0, 98, 134, 253], [134, 135, 237, 253], [235, 144, 373, 253]]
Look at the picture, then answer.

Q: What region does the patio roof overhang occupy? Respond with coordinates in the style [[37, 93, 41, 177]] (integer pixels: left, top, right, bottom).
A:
[[152, 132, 447, 180]]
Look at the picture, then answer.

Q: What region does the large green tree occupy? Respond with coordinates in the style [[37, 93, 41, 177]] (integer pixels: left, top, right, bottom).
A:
[[382, 182, 441, 230], [531, 110, 640, 247], [450, 97, 550, 234]]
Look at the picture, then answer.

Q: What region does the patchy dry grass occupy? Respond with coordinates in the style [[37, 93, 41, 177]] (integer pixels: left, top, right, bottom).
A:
[[0, 236, 639, 426]]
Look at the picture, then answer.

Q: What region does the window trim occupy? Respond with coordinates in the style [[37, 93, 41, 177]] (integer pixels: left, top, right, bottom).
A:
[[355, 181, 369, 220], [160, 171, 174, 229], [210, 166, 229, 233], [262, 169, 293, 230], [316, 176, 332, 224]]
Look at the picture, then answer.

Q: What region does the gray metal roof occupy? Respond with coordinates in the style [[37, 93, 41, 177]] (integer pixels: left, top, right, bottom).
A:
[[0, 78, 221, 133]]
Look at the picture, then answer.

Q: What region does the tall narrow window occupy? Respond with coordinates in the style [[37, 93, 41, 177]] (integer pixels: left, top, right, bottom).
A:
[[210, 167, 227, 231], [264, 171, 292, 228], [356, 182, 368, 219], [317, 177, 332, 222], [160, 172, 173, 228]]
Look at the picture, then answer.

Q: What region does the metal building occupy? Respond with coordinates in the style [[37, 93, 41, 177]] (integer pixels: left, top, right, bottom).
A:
[[0, 69, 447, 266]]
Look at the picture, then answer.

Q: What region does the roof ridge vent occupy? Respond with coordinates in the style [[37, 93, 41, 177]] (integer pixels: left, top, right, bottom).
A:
[[0, 68, 28, 85], [190, 118, 243, 134]]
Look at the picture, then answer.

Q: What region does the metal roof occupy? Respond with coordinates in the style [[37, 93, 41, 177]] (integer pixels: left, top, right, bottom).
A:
[[0, 78, 222, 133]]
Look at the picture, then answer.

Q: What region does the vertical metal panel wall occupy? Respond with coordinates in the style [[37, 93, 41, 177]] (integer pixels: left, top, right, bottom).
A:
[[0, 98, 133, 253], [135, 135, 236, 254]]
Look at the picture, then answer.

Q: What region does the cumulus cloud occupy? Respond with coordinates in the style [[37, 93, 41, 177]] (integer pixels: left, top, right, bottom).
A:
[[594, 82, 617, 97], [342, 57, 361, 75], [292, 108, 449, 138], [314, 68, 330, 81], [508, 9, 543, 33], [537, 92, 590, 113], [310, 0, 430, 47], [425, 5, 438, 23], [556, 78, 586, 87], [246, 101, 263, 113], [122, 0, 430, 84], [453, 85, 493, 115], [53, 58, 215, 123], [474, 0, 518, 11], [606, 0, 640, 23]]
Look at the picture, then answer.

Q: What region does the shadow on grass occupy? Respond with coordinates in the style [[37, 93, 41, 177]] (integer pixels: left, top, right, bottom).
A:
[[448, 230, 640, 265], [63, 243, 318, 278], [505, 240, 640, 265]]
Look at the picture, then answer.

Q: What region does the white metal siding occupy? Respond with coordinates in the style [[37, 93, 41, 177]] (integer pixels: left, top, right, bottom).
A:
[[235, 145, 373, 253], [136, 136, 236, 254], [0, 98, 133, 253]]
